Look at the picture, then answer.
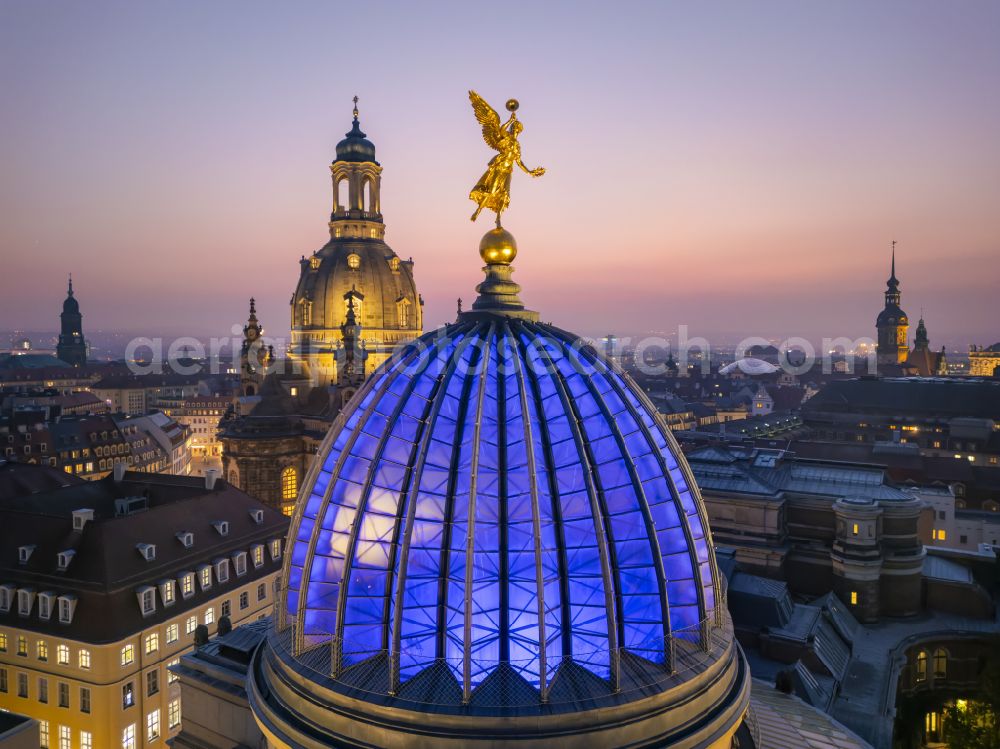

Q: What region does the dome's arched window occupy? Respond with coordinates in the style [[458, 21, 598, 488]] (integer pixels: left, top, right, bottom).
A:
[[916, 650, 928, 682], [347, 253, 361, 270], [389, 257, 400, 271], [309, 256, 321, 270], [281, 466, 298, 501], [933, 648, 947, 679]]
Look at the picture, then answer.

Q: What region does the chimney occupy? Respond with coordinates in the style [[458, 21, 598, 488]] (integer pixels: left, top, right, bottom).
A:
[[204, 468, 220, 490], [113, 462, 126, 482]]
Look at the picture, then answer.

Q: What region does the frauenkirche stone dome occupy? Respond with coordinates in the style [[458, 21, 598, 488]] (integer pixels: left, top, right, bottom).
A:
[[250, 99, 749, 749], [289, 101, 423, 384]]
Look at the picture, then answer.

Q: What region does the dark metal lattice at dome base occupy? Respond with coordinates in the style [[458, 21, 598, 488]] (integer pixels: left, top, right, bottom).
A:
[[280, 316, 720, 706]]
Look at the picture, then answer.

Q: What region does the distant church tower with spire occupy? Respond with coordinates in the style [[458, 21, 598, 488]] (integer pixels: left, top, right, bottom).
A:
[[56, 275, 87, 366], [876, 242, 909, 370]]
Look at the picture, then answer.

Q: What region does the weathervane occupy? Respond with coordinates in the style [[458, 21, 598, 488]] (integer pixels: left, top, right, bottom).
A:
[[468, 90, 545, 228]]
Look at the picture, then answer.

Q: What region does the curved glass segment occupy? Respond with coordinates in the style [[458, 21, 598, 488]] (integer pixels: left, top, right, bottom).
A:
[[283, 317, 717, 696]]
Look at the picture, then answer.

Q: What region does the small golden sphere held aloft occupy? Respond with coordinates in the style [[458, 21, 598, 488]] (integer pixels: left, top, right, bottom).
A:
[[505, 99, 519, 112], [479, 227, 518, 265]]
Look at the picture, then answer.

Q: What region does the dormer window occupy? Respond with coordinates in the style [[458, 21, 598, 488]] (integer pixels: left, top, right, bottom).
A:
[[213, 521, 229, 537], [136, 586, 156, 617], [198, 565, 212, 591], [37, 591, 56, 620], [252, 544, 265, 568], [309, 255, 321, 270], [177, 531, 194, 548], [57, 595, 77, 624], [0, 584, 15, 612], [18, 545, 35, 564], [17, 588, 35, 617], [159, 580, 176, 607], [214, 558, 230, 584], [233, 551, 247, 577], [179, 572, 195, 599], [389, 256, 400, 271], [137, 543, 156, 561], [250, 509, 264, 525], [270, 539, 282, 561], [57, 550, 75, 570]]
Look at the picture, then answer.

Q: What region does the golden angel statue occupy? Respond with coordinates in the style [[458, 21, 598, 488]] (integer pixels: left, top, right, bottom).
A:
[[468, 90, 545, 227]]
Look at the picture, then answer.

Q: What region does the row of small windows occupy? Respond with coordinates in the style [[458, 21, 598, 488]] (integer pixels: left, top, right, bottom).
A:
[[138, 540, 280, 617], [0, 635, 88, 668], [0, 588, 77, 623], [36, 722, 92, 749]]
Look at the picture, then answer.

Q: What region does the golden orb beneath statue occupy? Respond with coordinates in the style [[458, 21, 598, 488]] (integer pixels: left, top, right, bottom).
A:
[[479, 227, 518, 265], [505, 99, 519, 112]]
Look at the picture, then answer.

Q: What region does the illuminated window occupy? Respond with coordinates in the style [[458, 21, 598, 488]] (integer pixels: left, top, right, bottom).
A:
[[852, 523, 859, 536], [397, 298, 410, 328], [933, 648, 947, 678], [168, 658, 180, 683], [180, 573, 194, 599], [166, 623, 178, 644], [145, 633, 158, 655], [122, 682, 135, 708], [121, 644, 135, 667], [147, 708, 161, 742], [309, 255, 320, 270], [57, 644, 69, 665], [916, 650, 928, 682], [17, 636, 26, 656], [0, 633, 5, 651], [80, 731, 92, 749], [252, 545, 264, 568], [185, 616, 197, 635], [122, 723, 136, 749], [281, 467, 298, 501], [199, 566, 212, 590], [39, 722, 49, 748], [204, 607, 215, 626], [347, 253, 361, 269], [850, 591, 858, 605], [282, 503, 294, 517], [37, 640, 48, 661], [168, 698, 181, 729], [270, 539, 282, 560], [78, 649, 90, 669]]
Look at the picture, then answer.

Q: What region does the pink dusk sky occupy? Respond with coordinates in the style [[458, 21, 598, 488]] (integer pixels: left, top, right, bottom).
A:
[[1, 1, 998, 348]]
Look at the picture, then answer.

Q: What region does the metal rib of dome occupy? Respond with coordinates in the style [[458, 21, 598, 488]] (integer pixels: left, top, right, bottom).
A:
[[282, 315, 719, 702]]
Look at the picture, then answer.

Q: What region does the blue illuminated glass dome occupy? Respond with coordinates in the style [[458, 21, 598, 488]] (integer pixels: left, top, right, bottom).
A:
[[256, 227, 749, 748]]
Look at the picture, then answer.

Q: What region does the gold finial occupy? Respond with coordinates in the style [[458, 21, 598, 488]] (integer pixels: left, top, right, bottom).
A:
[[468, 90, 545, 229], [352, 95, 359, 120]]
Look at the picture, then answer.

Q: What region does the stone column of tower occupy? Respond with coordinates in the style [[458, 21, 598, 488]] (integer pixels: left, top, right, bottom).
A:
[[876, 243, 909, 369], [288, 100, 423, 386], [56, 276, 87, 366]]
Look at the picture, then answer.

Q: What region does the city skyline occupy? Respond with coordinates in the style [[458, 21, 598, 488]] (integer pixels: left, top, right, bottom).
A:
[[2, 1, 999, 344]]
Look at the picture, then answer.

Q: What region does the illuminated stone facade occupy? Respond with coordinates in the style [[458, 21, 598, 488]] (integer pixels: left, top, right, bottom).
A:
[[289, 109, 422, 385]]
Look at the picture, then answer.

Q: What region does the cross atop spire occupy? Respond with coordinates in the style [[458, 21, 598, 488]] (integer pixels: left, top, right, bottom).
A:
[[352, 95, 359, 121], [67, 273, 74, 296], [890, 239, 897, 282]]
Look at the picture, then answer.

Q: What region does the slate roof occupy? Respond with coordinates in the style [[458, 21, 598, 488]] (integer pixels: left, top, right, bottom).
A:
[[0, 468, 288, 642], [803, 377, 1000, 419], [686, 444, 913, 502]]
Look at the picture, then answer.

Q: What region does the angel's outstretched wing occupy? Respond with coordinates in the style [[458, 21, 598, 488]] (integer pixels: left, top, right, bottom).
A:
[[469, 90, 504, 152]]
